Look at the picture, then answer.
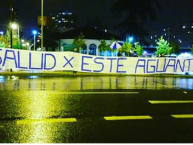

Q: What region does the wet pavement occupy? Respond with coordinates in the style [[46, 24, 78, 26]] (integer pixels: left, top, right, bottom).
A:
[[0, 76, 193, 143]]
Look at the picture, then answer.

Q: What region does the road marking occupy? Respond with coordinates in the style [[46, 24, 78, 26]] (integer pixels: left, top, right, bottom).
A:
[[104, 116, 152, 121], [171, 114, 193, 119], [17, 118, 77, 125], [149, 100, 193, 104], [56, 92, 139, 95]]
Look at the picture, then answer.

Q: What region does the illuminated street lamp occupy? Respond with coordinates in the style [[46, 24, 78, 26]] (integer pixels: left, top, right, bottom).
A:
[[32, 30, 37, 51], [10, 22, 20, 48], [0, 31, 4, 35], [127, 36, 134, 43]]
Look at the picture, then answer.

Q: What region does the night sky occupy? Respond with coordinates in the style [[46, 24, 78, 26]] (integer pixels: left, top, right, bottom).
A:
[[1, 0, 193, 38]]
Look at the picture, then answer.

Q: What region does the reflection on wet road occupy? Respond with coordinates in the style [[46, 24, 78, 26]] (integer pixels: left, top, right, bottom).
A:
[[0, 76, 193, 90], [0, 76, 193, 143]]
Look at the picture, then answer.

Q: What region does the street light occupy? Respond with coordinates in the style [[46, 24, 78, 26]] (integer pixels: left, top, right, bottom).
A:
[[41, 0, 44, 50], [0, 31, 4, 35], [32, 30, 37, 51], [11, 23, 18, 30], [10, 22, 20, 48], [128, 36, 134, 43]]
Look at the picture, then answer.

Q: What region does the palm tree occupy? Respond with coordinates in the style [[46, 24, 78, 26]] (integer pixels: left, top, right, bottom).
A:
[[111, 0, 161, 43]]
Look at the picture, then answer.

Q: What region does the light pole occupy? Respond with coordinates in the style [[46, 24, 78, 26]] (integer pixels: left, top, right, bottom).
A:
[[10, 22, 19, 48], [168, 28, 170, 43], [41, 0, 44, 50], [32, 30, 37, 51]]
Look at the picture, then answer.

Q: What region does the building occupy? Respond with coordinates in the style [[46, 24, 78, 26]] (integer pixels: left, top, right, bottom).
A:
[[145, 29, 193, 54], [177, 22, 193, 34], [50, 12, 76, 31], [59, 26, 120, 55]]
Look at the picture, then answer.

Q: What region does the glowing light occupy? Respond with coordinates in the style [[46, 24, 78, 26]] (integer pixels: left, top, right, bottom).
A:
[[28, 76, 39, 79], [0, 31, 4, 35], [128, 36, 134, 42], [0, 76, 5, 83], [10, 23, 18, 30], [32, 30, 37, 35]]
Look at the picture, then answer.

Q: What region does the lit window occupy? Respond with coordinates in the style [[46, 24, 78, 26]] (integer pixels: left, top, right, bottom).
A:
[[52, 17, 55, 19]]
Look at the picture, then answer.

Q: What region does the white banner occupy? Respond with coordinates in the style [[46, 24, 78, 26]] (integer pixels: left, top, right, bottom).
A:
[[0, 48, 193, 74]]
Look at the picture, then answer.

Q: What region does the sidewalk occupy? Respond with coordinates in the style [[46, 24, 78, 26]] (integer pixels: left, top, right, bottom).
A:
[[0, 71, 193, 78]]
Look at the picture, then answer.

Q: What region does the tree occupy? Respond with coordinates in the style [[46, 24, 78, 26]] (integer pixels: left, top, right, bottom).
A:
[[111, 0, 161, 43], [0, 36, 6, 48], [42, 26, 61, 51], [156, 36, 172, 57], [0, 29, 21, 49], [134, 42, 143, 56], [119, 41, 134, 56], [170, 42, 180, 54], [73, 33, 86, 53], [191, 45, 193, 55], [99, 40, 109, 52]]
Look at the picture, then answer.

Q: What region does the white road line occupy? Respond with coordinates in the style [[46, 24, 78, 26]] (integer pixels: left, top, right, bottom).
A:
[[171, 114, 193, 119], [17, 118, 77, 125], [149, 100, 193, 104], [104, 116, 152, 121]]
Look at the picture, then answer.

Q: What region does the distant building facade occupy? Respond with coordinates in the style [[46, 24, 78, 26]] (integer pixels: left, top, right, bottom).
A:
[[59, 26, 120, 56], [177, 22, 193, 34], [50, 12, 76, 30]]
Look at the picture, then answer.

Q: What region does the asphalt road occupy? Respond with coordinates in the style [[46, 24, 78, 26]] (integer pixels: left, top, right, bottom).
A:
[[0, 76, 193, 143]]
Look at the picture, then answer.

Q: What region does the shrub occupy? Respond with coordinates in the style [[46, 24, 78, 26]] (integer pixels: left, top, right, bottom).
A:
[[156, 36, 172, 56]]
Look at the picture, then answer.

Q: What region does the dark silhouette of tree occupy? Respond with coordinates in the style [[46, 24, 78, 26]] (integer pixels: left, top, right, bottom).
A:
[[43, 26, 61, 51], [111, 0, 161, 44], [170, 41, 180, 54]]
